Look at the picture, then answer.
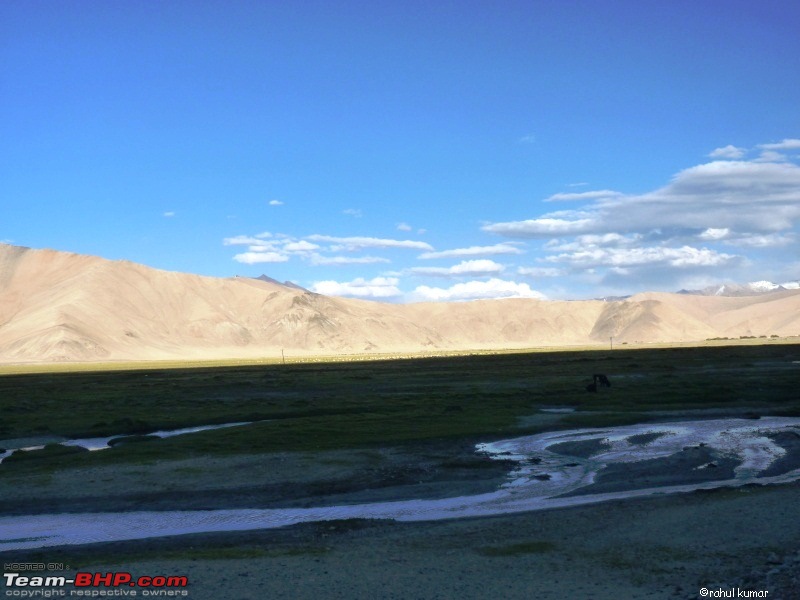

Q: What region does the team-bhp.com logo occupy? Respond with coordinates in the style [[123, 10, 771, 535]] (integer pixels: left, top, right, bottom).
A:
[[4, 572, 189, 597]]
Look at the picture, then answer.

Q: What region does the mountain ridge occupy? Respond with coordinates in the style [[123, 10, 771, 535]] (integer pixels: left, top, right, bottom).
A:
[[1, 243, 799, 363], [677, 280, 800, 297]]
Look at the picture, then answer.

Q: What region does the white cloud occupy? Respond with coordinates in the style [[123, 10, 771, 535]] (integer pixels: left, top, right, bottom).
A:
[[409, 259, 505, 278], [307, 235, 433, 251], [410, 278, 546, 302], [311, 277, 401, 299], [247, 243, 279, 252], [443, 259, 504, 275], [755, 150, 789, 163], [485, 156, 800, 240], [709, 145, 746, 159], [309, 255, 391, 266], [544, 190, 622, 202], [241, 238, 319, 255], [668, 247, 737, 267], [545, 233, 641, 252], [163, 211, 175, 217], [759, 138, 800, 151], [545, 245, 737, 269], [224, 139, 799, 299], [483, 217, 595, 238], [283, 241, 319, 252], [226, 235, 328, 264], [724, 233, 795, 248], [699, 228, 731, 241], [652, 160, 800, 231], [233, 251, 290, 264], [224, 235, 265, 246], [227, 232, 435, 268], [269, 200, 283, 206], [342, 208, 363, 218], [517, 266, 563, 277], [419, 243, 523, 259], [519, 134, 536, 144]]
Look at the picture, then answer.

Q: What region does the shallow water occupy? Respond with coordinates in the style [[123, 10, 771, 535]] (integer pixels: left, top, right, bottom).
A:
[[2, 416, 800, 551], [0, 421, 251, 462]]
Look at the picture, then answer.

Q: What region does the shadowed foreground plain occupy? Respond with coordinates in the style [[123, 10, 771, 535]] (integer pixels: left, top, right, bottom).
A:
[[2, 344, 799, 598]]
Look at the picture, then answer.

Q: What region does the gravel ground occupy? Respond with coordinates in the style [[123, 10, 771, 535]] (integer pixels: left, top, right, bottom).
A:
[[3, 422, 799, 599], [4, 480, 799, 599]]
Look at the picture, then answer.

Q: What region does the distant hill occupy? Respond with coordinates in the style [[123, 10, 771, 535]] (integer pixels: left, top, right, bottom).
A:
[[251, 274, 309, 292], [677, 280, 800, 297], [1, 243, 799, 363]]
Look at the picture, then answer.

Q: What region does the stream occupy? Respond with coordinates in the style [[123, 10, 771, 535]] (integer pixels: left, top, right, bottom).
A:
[[2, 416, 800, 551], [0, 421, 251, 463]]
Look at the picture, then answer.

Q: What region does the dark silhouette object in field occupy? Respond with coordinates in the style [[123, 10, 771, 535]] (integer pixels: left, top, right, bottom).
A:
[[594, 374, 611, 388], [586, 374, 611, 393]]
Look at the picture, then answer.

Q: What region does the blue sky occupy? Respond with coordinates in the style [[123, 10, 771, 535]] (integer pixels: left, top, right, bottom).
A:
[[2, 1, 799, 301]]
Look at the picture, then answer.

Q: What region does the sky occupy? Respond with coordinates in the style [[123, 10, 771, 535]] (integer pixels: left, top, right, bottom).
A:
[[2, 1, 799, 302]]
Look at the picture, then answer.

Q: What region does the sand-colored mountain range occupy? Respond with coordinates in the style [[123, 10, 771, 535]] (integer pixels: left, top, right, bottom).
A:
[[1, 243, 799, 363]]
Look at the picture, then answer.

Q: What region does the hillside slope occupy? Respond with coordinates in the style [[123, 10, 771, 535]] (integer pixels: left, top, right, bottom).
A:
[[1, 244, 798, 362]]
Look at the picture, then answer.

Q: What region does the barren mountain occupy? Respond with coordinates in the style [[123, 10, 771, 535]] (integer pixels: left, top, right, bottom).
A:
[[1, 244, 799, 363], [677, 280, 800, 297]]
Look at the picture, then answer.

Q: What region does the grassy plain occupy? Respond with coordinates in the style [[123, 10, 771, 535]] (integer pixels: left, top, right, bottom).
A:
[[2, 342, 800, 598], [1, 342, 799, 467]]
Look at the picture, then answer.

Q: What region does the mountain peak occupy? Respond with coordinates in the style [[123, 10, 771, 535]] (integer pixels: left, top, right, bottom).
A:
[[678, 280, 798, 297], [253, 274, 309, 292]]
